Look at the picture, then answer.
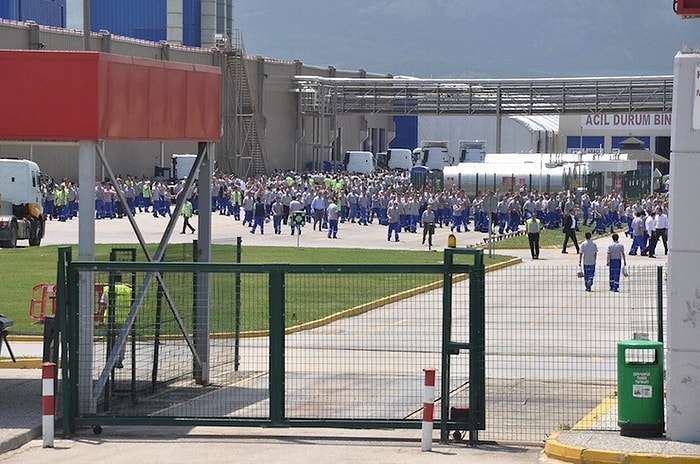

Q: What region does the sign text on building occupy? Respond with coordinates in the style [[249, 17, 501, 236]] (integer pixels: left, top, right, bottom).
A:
[[581, 113, 671, 129]]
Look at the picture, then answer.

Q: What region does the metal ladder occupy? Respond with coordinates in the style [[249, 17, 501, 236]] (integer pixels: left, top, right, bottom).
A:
[[222, 31, 266, 177]]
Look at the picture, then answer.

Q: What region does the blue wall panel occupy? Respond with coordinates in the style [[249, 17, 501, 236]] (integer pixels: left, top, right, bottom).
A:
[[566, 135, 605, 151], [91, 0, 166, 42], [0, 0, 65, 27], [612, 136, 651, 150], [0, 2, 19, 19], [391, 116, 418, 149], [183, 0, 201, 47]]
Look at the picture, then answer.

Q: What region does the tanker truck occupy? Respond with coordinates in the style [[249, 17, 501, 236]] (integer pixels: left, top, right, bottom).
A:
[[0, 158, 46, 248]]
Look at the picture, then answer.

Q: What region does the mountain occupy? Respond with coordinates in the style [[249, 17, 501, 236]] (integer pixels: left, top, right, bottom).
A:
[[235, 0, 700, 78]]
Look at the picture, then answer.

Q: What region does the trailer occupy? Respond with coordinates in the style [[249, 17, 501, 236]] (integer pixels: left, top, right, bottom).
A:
[[443, 162, 585, 195]]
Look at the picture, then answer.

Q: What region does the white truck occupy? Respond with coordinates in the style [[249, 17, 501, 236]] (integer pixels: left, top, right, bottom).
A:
[[0, 158, 46, 248], [343, 151, 375, 174], [415, 141, 451, 170]]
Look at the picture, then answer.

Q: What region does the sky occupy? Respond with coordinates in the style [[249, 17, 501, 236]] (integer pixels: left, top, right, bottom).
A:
[[233, 0, 700, 78], [65, 0, 700, 78]]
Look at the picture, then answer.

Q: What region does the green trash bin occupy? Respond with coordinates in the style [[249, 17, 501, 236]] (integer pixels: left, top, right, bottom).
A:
[[617, 339, 664, 437]]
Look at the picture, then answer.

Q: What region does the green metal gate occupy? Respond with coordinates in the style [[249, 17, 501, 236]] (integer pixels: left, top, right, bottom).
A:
[[440, 249, 486, 445], [56, 247, 486, 442]]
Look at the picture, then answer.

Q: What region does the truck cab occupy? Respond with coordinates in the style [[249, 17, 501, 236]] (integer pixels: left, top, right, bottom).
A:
[[343, 151, 375, 174], [417, 142, 451, 170], [386, 148, 414, 171], [457, 140, 487, 163], [0, 158, 46, 248]]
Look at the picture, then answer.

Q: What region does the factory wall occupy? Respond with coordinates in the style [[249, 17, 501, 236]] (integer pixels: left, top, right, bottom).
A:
[[0, 0, 66, 28]]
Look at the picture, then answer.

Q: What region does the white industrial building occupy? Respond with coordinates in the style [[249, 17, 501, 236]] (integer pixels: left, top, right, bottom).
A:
[[0, 20, 672, 183]]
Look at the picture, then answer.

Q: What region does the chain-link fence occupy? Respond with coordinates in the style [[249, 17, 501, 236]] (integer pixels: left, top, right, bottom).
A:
[[475, 263, 663, 442]]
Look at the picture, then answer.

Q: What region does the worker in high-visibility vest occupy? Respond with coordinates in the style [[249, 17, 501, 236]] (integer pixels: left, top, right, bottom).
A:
[[99, 279, 132, 369], [54, 183, 69, 222], [181, 198, 196, 234], [141, 180, 152, 213]]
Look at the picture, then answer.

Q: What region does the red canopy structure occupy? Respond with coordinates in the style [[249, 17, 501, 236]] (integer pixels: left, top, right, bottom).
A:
[[0, 49, 221, 391], [0, 50, 220, 142]]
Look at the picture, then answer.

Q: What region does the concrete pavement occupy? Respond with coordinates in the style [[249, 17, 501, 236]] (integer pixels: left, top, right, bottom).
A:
[[2, 212, 699, 462]]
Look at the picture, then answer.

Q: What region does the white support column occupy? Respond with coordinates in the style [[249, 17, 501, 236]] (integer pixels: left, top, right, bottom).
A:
[[78, 141, 96, 262], [201, 0, 217, 49], [166, 0, 183, 44], [77, 140, 97, 414], [667, 51, 700, 442]]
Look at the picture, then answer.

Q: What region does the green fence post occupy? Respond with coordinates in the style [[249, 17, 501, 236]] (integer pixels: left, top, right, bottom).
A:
[[56, 247, 72, 437], [440, 250, 454, 443], [469, 259, 486, 446], [657, 266, 664, 343], [63, 249, 79, 436], [269, 269, 286, 425], [235, 237, 242, 371]]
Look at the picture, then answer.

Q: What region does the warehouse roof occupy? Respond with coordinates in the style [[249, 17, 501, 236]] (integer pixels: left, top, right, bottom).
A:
[[509, 115, 559, 133]]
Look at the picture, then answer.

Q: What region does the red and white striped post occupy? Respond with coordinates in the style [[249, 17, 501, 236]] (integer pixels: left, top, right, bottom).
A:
[[42, 362, 55, 448], [421, 367, 436, 451]]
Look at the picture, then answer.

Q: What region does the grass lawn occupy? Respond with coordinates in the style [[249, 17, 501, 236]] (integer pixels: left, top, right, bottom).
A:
[[2, 244, 514, 334]]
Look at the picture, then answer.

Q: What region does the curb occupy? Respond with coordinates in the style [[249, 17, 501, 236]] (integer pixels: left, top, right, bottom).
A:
[[0, 425, 41, 455], [2, 335, 44, 369], [0, 359, 43, 369], [542, 430, 700, 464]]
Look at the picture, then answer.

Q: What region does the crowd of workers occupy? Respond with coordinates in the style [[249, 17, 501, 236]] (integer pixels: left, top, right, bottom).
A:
[[40, 169, 670, 253]]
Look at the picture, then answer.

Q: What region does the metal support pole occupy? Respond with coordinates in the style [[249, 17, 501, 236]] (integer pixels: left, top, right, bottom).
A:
[[194, 141, 213, 385], [82, 0, 90, 51]]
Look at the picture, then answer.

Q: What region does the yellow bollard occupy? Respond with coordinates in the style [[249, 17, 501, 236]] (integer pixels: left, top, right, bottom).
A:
[[447, 233, 456, 248]]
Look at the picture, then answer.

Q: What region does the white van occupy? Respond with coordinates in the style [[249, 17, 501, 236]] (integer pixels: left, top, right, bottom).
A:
[[386, 148, 414, 171], [343, 151, 375, 174]]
